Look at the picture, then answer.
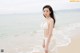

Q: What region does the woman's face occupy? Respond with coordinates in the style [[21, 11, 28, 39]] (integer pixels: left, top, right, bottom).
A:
[[43, 8, 51, 17]]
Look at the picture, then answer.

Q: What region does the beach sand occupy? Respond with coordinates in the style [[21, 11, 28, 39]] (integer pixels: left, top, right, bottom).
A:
[[58, 34, 80, 53]]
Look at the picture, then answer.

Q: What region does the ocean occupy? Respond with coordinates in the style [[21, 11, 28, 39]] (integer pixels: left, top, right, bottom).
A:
[[0, 9, 80, 38]]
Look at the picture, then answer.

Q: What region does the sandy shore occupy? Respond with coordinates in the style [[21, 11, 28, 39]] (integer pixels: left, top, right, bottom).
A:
[[58, 35, 80, 53]]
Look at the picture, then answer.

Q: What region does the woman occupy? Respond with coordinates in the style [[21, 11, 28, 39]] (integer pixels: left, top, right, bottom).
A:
[[42, 5, 56, 53], [29, 5, 71, 53]]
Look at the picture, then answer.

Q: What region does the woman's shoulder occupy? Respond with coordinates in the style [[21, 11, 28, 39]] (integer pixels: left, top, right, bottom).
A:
[[48, 18, 53, 24]]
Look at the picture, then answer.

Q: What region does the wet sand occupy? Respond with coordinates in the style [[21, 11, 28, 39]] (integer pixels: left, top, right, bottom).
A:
[[58, 34, 80, 53]]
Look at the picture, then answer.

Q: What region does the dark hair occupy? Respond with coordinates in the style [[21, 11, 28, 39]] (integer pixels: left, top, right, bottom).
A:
[[43, 5, 56, 27]]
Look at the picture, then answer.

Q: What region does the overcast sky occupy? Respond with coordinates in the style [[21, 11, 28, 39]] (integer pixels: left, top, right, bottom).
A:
[[0, 0, 80, 14]]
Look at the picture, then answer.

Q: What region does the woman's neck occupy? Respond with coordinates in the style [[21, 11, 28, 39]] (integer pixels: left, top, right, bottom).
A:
[[45, 16, 50, 19], [44, 17, 50, 22]]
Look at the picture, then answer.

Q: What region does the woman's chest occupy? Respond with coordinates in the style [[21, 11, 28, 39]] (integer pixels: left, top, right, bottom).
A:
[[41, 21, 48, 30]]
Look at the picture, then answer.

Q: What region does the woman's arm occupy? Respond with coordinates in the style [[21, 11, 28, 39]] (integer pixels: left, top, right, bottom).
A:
[[45, 19, 54, 50]]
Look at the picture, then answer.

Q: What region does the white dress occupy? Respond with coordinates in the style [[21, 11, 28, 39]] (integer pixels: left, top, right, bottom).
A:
[[27, 21, 71, 53]]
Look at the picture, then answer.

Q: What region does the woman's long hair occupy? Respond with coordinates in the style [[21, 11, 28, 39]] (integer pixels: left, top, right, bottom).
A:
[[43, 5, 56, 27]]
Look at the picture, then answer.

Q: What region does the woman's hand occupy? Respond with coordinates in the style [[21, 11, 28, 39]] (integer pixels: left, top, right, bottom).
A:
[[44, 41, 49, 53], [45, 46, 48, 53], [43, 44, 45, 48], [42, 40, 45, 48], [45, 50, 48, 53]]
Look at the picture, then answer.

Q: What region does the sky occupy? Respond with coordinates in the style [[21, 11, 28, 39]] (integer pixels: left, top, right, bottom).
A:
[[0, 0, 80, 14]]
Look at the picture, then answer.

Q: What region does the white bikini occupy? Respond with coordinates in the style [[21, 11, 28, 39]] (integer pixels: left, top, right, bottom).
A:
[[41, 20, 48, 30], [40, 21, 49, 44]]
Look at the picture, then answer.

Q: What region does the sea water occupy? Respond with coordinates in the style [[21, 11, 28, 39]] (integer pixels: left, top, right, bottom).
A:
[[0, 9, 80, 38]]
